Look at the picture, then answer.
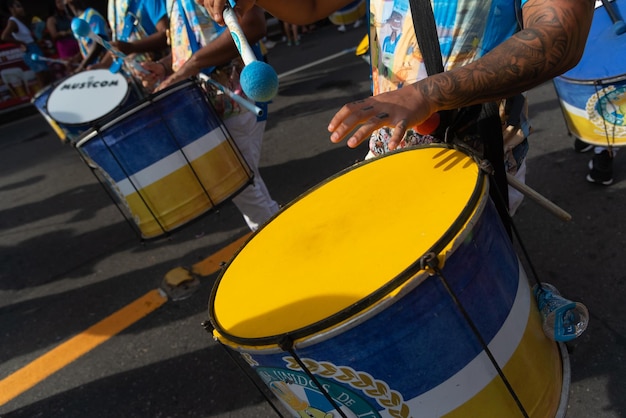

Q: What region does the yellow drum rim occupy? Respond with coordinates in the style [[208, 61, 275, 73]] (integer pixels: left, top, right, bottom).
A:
[[209, 145, 487, 347]]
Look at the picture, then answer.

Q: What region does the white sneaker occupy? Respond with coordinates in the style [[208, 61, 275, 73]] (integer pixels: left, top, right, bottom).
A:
[[353, 19, 362, 29], [337, 24, 346, 32]]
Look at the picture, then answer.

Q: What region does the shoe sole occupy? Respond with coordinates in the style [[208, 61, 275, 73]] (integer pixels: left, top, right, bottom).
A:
[[586, 174, 613, 185], [575, 143, 593, 153]]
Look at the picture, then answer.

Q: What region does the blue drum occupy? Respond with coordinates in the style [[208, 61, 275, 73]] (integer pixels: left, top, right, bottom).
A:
[[553, 0, 626, 147]]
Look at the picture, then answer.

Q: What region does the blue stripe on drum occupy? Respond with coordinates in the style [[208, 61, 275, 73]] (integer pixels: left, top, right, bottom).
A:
[[80, 83, 228, 183], [552, 78, 589, 107], [404, 263, 530, 415], [248, 199, 521, 405]]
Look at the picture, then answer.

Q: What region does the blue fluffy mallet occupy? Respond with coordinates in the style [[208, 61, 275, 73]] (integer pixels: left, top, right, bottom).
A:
[[71, 18, 148, 74], [30, 53, 68, 65], [222, 7, 279, 102]]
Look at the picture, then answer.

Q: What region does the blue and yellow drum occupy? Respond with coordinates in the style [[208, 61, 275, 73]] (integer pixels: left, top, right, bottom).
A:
[[76, 79, 252, 239], [209, 146, 569, 417], [553, 0, 626, 147]]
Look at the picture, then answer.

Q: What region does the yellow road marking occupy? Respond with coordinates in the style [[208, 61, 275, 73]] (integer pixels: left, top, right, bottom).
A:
[[0, 232, 251, 406], [191, 232, 251, 276], [0, 289, 166, 406]]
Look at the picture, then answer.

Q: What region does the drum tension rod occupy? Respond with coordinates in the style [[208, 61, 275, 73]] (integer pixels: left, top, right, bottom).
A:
[[419, 252, 439, 271], [280, 342, 349, 418], [427, 263, 530, 418]]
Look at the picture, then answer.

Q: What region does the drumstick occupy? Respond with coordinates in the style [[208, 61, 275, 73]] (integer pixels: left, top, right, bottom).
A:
[[600, 0, 626, 35], [222, 5, 279, 102], [506, 173, 572, 222], [30, 53, 69, 65], [198, 73, 264, 117], [70, 18, 149, 74]]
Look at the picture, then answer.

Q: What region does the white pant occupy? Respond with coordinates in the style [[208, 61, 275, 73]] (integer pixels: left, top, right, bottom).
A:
[[223, 111, 280, 231]]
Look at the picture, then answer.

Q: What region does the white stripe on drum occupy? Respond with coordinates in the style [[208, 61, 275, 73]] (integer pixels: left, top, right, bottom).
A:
[[115, 128, 228, 196], [399, 263, 531, 418]]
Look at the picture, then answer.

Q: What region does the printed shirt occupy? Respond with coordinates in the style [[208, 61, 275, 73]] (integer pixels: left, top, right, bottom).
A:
[[76, 8, 110, 59], [368, 0, 531, 172], [166, 0, 221, 72], [166, 0, 263, 120], [370, 0, 525, 94]]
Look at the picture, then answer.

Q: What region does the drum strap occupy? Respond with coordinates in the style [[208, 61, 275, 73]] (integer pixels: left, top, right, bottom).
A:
[[422, 254, 530, 418], [409, 3, 528, 417], [408, 0, 512, 237]]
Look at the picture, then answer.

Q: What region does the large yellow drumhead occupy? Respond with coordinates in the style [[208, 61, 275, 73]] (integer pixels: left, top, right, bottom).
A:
[[212, 146, 483, 341]]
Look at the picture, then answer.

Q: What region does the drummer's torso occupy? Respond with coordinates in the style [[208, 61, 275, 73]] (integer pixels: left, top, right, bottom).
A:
[[166, 0, 264, 121], [108, 0, 167, 41], [370, 0, 524, 94]]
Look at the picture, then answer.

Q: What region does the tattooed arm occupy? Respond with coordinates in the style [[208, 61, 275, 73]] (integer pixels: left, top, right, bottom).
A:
[[328, 0, 595, 149]]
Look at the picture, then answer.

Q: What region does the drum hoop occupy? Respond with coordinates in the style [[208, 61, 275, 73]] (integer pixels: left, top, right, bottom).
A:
[[75, 78, 197, 148], [558, 73, 626, 85], [209, 145, 487, 348]]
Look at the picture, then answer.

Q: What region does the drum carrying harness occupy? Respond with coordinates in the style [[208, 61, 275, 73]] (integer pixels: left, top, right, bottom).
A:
[[407, 0, 529, 416]]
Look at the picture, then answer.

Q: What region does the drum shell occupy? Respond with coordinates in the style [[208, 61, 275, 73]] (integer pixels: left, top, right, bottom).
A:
[[76, 79, 253, 239], [31, 84, 70, 143], [553, 0, 626, 146], [210, 147, 567, 417]]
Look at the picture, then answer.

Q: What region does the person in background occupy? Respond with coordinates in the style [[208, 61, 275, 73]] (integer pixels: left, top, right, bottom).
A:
[[282, 19, 298, 46], [46, 0, 80, 77], [65, 0, 110, 72], [202, 0, 593, 218], [105, 0, 169, 65], [574, 139, 616, 186], [1, 0, 52, 87], [135, 0, 279, 232]]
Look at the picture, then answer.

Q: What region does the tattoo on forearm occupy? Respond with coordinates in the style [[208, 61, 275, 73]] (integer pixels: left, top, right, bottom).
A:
[[416, 0, 594, 111]]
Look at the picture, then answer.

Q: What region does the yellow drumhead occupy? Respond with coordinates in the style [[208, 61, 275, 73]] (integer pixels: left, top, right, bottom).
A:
[[212, 146, 483, 341]]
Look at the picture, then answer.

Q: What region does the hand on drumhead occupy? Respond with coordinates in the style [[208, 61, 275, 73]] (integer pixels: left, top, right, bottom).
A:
[[328, 85, 435, 150]]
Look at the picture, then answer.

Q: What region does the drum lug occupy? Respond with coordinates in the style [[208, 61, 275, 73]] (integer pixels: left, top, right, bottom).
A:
[[201, 320, 214, 334], [478, 159, 494, 176], [420, 251, 440, 275]]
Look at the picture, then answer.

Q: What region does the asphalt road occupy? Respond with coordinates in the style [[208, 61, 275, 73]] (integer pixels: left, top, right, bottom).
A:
[[1, 22, 625, 418]]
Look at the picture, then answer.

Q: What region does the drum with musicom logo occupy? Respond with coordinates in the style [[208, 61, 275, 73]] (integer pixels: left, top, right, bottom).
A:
[[32, 69, 142, 144], [75, 78, 253, 239]]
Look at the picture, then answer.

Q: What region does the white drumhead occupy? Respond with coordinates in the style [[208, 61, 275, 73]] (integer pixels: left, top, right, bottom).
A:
[[47, 69, 130, 125]]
